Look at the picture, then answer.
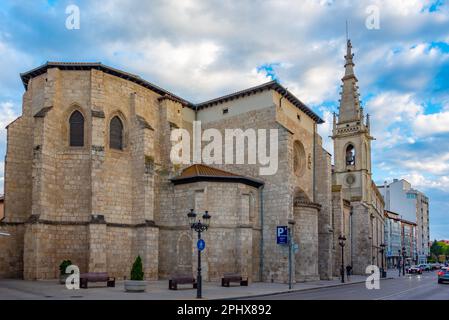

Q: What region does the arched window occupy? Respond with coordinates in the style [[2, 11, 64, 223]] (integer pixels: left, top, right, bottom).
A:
[[346, 144, 355, 166], [110, 116, 124, 150], [69, 110, 84, 147], [293, 140, 306, 176]]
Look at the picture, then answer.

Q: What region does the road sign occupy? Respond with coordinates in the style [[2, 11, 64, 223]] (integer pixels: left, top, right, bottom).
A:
[[197, 239, 206, 251], [277, 226, 288, 245]]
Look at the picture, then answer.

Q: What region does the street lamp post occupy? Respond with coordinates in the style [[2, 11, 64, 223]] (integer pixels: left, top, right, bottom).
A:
[[338, 235, 346, 283], [187, 209, 211, 299], [379, 243, 386, 278], [402, 246, 406, 276]]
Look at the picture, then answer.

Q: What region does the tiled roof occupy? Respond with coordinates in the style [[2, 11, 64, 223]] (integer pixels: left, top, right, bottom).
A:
[[171, 164, 264, 188], [178, 164, 240, 178]]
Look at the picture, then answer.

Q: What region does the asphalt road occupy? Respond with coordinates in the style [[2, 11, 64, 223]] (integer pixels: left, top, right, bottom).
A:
[[244, 271, 449, 300]]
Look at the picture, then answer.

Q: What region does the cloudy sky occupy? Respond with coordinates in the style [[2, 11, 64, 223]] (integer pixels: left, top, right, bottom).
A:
[[0, 0, 448, 239]]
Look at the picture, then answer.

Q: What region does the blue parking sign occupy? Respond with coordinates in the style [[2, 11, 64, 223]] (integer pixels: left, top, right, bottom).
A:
[[197, 239, 206, 251], [277, 226, 288, 245]]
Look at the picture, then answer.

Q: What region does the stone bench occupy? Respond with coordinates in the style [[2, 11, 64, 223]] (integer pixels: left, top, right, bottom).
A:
[[169, 274, 197, 290], [221, 273, 248, 287], [80, 272, 115, 289]]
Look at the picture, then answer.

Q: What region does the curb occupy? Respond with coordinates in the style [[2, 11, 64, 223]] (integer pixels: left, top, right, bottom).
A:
[[219, 277, 395, 300]]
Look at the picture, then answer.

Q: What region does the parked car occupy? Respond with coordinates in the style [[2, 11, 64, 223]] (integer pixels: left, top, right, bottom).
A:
[[408, 265, 423, 274], [418, 264, 431, 271], [431, 263, 441, 270], [438, 267, 449, 284]]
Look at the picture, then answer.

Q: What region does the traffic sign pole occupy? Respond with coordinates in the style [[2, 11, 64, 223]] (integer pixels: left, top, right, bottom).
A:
[[288, 227, 292, 290], [197, 232, 202, 298]]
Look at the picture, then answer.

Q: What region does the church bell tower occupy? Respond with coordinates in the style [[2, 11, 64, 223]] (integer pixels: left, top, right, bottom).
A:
[[332, 39, 374, 202]]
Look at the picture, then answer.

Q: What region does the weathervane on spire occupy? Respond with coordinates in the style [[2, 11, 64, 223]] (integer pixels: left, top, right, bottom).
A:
[[345, 20, 353, 56], [346, 20, 349, 42]]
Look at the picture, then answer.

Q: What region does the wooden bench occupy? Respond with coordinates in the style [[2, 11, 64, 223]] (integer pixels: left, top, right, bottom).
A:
[[221, 273, 248, 287], [168, 274, 197, 290], [80, 272, 115, 289]]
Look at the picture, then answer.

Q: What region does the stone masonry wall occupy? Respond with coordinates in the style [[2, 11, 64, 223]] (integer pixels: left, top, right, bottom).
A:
[[158, 181, 261, 282], [199, 97, 324, 283], [23, 223, 88, 280], [2, 67, 165, 280], [0, 224, 25, 278], [315, 144, 333, 280], [293, 203, 320, 282], [351, 201, 371, 275]]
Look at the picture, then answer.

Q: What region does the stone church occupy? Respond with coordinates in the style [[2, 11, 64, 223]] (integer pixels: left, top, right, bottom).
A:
[[0, 40, 384, 282]]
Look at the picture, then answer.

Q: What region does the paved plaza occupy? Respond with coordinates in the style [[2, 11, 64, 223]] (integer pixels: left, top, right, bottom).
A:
[[0, 273, 395, 300]]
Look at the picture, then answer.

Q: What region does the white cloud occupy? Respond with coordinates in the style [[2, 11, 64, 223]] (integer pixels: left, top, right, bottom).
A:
[[400, 172, 449, 192], [0, 102, 18, 195], [403, 153, 449, 175], [288, 64, 341, 105], [103, 39, 272, 100], [0, 161, 3, 195], [0, 102, 19, 140], [317, 109, 334, 155], [365, 92, 423, 147], [0, 38, 33, 93], [413, 111, 449, 137]]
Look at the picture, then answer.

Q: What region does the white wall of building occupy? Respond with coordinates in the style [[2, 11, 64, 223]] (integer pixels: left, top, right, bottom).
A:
[[379, 179, 430, 264]]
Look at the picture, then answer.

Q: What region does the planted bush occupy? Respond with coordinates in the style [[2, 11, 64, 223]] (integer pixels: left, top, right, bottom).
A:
[[59, 260, 72, 275], [130, 255, 144, 281]]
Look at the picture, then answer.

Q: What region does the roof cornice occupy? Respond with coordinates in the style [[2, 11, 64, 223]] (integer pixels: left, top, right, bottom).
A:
[[20, 62, 191, 106], [20, 62, 324, 124]]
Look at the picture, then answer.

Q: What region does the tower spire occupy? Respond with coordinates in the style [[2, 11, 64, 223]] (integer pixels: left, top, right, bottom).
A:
[[337, 38, 362, 123], [344, 38, 356, 78]]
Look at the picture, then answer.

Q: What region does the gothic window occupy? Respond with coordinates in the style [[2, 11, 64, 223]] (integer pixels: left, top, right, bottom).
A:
[[110, 116, 124, 150], [69, 110, 84, 147], [293, 140, 306, 176], [346, 144, 355, 166]]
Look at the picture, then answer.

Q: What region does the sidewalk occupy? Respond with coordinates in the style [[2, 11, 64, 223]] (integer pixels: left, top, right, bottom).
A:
[[0, 271, 397, 300]]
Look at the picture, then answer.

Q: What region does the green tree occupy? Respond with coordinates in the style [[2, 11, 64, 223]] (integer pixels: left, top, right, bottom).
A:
[[430, 240, 443, 258], [431, 241, 449, 261], [130, 255, 144, 281], [59, 260, 72, 275], [443, 243, 449, 256]]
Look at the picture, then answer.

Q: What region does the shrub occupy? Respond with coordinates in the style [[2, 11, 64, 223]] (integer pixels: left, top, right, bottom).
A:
[[130, 255, 144, 281], [59, 260, 72, 275]]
